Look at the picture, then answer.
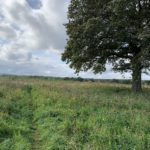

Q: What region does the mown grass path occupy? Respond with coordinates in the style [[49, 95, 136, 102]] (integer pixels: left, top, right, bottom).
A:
[[26, 85, 42, 150], [28, 86, 41, 150], [31, 125, 41, 150]]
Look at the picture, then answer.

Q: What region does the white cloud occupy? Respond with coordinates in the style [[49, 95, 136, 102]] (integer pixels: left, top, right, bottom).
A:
[[0, 0, 68, 51], [0, 0, 149, 80], [0, 23, 17, 40], [0, 0, 75, 76]]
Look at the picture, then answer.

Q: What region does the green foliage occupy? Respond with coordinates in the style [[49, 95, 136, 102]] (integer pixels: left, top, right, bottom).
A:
[[0, 77, 150, 149], [62, 0, 150, 91]]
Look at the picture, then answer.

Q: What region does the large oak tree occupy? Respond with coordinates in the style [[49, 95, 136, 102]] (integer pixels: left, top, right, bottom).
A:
[[62, 0, 150, 92]]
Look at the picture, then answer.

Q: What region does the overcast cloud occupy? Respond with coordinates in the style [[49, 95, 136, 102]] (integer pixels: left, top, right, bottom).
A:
[[0, 0, 149, 80]]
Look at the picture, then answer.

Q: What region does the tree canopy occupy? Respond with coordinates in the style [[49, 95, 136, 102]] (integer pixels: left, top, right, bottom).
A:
[[62, 0, 150, 92]]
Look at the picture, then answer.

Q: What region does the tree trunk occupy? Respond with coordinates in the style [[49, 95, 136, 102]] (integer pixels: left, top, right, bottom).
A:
[[132, 61, 142, 93]]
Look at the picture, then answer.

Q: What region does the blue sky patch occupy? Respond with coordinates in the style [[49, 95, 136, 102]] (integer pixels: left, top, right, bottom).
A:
[[26, 0, 42, 9]]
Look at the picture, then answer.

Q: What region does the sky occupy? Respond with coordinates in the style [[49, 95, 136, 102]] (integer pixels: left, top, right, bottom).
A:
[[0, 0, 149, 80]]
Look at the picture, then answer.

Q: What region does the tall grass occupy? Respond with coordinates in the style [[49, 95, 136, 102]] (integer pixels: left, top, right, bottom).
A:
[[0, 77, 150, 149]]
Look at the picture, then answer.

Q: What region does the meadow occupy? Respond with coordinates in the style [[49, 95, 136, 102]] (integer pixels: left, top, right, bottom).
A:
[[0, 77, 150, 150]]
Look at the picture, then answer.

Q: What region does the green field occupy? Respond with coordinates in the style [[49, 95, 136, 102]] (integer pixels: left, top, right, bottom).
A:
[[0, 77, 150, 150]]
